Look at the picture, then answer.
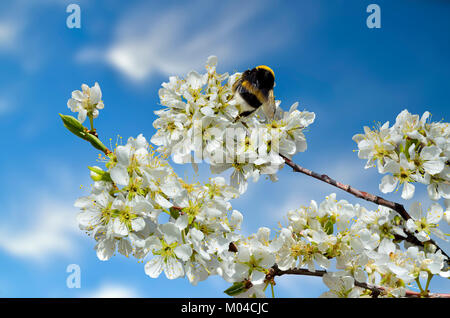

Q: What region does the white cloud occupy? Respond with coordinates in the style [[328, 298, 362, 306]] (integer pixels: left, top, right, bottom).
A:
[[276, 274, 327, 297], [77, 0, 285, 81], [0, 164, 87, 263], [0, 21, 20, 49], [0, 0, 78, 70], [270, 193, 313, 223], [0, 197, 81, 262], [85, 283, 140, 298], [0, 98, 11, 115]]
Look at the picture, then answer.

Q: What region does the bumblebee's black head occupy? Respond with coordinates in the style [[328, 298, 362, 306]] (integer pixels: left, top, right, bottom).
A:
[[247, 65, 275, 92]]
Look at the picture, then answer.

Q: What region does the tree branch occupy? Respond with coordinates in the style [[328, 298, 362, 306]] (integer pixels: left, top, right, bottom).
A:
[[281, 155, 450, 262], [267, 264, 450, 298]]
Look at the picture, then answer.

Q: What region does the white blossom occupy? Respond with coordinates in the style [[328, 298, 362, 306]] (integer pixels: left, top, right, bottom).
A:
[[320, 272, 361, 298], [67, 82, 104, 123], [406, 202, 446, 242]]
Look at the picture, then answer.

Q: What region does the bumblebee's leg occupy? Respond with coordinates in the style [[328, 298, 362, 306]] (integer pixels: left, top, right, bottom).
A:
[[232, 115, 241, 123], [240, 110, 255, 117], [233, 110, 257, 123]]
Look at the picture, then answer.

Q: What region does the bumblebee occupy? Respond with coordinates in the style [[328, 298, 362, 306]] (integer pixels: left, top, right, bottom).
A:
[[232, 65, 276, 121]]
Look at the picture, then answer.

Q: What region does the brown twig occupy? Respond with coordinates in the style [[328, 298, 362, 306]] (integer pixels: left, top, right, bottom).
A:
[[267, 264, 450, 298], [281, 155, 410, 220], [281, 155, 450, 262]]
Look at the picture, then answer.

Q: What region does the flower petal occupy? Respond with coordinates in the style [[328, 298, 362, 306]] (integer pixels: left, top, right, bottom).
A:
[[110, 165, 129, 186], [145, 256, 164, 278], [401, 182, 415, 200], [379, 175, 398, 193]]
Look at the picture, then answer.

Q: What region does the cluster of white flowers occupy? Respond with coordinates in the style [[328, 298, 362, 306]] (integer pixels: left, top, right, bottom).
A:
[[353, 110, 449, 201], [75, 134, 250, 284], [67, 65, 449, 298], [274, 194, 449, 298], [76, 148, 449, 297], [151, 56, 315, 194]]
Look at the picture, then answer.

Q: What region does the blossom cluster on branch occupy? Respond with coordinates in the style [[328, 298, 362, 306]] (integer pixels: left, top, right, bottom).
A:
[[353, 110, 449, 201], [151, 56, 315, 194], [62, 57, 449, 298], [76, 134, 245, 284]]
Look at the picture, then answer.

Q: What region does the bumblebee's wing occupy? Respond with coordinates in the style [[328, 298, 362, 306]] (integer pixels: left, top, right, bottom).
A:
[[232, 70, 250, 93], [262, 90, 276, 121]]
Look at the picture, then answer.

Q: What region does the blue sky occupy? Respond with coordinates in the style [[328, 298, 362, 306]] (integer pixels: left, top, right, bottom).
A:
[[0, 0, 449, 298]]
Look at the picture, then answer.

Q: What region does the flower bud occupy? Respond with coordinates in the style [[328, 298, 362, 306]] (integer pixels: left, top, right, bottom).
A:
[[88, 166, 112, 182]]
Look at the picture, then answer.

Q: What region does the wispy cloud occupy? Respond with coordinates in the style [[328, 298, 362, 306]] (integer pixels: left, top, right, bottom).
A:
[[0, 163, 87, 263], [77, 0, 287, 81], [0, 197, 81, 262], [0, 20, 20, 50], [276, 274, 327, 297], [0, 98, 11, 115], [0, 0, 76, 70], [84, 282, 140, 298]]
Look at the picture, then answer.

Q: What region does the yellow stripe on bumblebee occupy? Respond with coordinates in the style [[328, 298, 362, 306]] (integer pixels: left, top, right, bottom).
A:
[[255, 65, 275, 79]]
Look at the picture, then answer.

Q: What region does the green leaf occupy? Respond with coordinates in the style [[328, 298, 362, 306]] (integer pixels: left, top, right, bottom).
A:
[[224, 282, 246, 296]]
